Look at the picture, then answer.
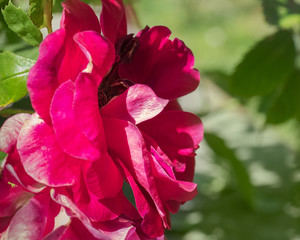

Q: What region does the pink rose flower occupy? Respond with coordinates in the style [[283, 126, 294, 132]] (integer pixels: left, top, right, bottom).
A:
[[0, 114, 146, 240], [0, 0, 203, 238]]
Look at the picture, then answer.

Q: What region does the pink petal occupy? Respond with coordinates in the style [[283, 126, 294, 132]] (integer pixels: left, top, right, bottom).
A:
[[17, 114, 82, 187], [43, 225, 68, 240], [60, 218, 104, 240], [0, 216, 11, 234], [58, 0, 101, 84], [139, 110, 203, 163], [27, 29, 66, 124], [100, 0, 127, 44], [103, 118, 168, 236], [101, 84, 168, 124], [119, 26, 200, 100], [0, 178, 11, 200], [151, 153, 198, 211], [85, 154, 123, 199], [118, 159, 165, 238], [0, 113, 31, 153], [73, 173, 138, 221], [50, 80, 102, 161], [0, 186, 33, 218], [73, 73, 106, 153], [7, 194, 49, 240], [74, 31, 115, 83], [2, 146, 45, 193]]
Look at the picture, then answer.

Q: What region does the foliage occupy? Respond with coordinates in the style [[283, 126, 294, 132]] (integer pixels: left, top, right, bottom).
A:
[[0, 51, 35, 109], [0, 0, 299, 239], [2, 2, 43, 46]]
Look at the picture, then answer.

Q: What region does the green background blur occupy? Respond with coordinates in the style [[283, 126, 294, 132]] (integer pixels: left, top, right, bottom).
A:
[[1, 0, 300, 239]]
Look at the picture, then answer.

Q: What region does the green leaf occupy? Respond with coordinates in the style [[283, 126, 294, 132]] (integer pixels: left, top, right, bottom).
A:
[[266, 70, 300, 124], [205, 132, 254, 209], [262, 0, 300, 27], [204, 70, 233, 95], [2, 2, 43, 46], [0, 151, 6, 165], [29, 0, 44, 28], [231, 30, 295, 98], [0, 51, 35, 108]]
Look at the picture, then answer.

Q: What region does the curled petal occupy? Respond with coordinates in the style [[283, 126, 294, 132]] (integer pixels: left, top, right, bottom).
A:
[[103, 118, 168, 236], [73, 73, 106, 153], [139, 110, 203, 181], [59, 0, 101, 83], [85, 155, 123, 199], [17, 114, 82, 187], [0, 186, 33, 218], [74, 31, 115, 83], [100, 0, 127, 44], [0, 113, 31, 153], [6, 193, 49, 240], [101, 84, 168, 124], [50, 80, 102, 161], [27, 29, 66, 124], [119, 26, 200, 100], [151, 153, 198, 212]]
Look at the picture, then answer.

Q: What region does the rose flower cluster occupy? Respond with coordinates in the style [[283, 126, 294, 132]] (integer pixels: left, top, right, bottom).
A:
[[0, 0, 203, 239]]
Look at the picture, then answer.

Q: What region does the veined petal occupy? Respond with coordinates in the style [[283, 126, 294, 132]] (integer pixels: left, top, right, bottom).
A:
[[6, 193, 49, 240], [151, 154, 198, 211], [139, 110, 203, 160], [73, 73, 106, 152], [119, 26, 200, 100], [0, 113, 31, 153], [103, 118, 168, 235], [27, 29, 66, 124], [85, 154, 123, 199], [74, 31, 115, 83], [50, 80, 102, 161], [58, 0, 101, 83], [17, 114, 82, 187], [100, 0, 127, 44], [101, 84, 168, 124], [139, 110, 203, 182]]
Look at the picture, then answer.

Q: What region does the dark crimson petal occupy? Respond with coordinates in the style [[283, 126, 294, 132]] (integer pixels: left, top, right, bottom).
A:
[[119, 26, 200, 100], [17, 114, 82, 187], [85, 154, 123, 199], [151, 153, 198, 211], [101, 84, 168, 124], [0, 178, 11, 201], [73, 170, 138, 221], [139, 110, 203, 181], [0, 216, 11, 234], [50, 80, 102, 161], [100, 0, 127, 44], [117, 159, 166, 238]]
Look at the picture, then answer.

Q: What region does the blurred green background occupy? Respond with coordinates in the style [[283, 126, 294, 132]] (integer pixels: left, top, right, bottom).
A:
[[1, 0, 300, 239]]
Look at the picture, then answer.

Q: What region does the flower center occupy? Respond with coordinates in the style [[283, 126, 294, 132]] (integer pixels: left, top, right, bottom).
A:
[[98, 35, 139, 108]]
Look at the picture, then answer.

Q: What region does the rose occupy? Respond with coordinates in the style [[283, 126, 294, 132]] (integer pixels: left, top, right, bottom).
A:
[[0, 0, 203, 238]]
